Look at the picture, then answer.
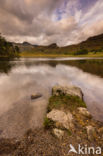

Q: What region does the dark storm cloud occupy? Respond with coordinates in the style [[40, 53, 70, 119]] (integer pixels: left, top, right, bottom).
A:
[[0, 0, 103, 46]]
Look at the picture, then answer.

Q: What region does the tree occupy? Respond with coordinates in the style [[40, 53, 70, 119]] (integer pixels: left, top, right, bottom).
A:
[[0, 34, 20, 57]]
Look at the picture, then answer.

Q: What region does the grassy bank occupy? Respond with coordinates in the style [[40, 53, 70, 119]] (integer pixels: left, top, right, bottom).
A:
[[20, 51, 103, 58], [47, 95, 86, 112]]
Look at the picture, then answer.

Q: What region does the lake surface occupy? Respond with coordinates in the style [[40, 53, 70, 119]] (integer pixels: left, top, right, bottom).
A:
[[0, 57, 103, 138]]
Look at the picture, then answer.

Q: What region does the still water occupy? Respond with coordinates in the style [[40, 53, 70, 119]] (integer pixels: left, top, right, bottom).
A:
[[0, 57, 103, 138]]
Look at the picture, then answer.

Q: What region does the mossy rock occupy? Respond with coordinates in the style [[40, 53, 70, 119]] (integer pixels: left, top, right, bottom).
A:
[[47, 95, 86, 113]]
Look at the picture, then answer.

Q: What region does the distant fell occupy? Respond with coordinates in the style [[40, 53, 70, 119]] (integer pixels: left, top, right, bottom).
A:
[[13, 33, 103, 54]]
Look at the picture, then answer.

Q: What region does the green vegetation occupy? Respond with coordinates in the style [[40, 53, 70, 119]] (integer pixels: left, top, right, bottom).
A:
[[66, 129, 72, 136], [0, 34, 20, 58], [17, 34, 103, 57], [0, 58, 16, 74], [44, 117, 55, 129], [74, 49, 88, 55], [1, 33, 103, 58], [62, 59, 103, 78], [20, 51, 103, 58], [47, 95, 86, 112]]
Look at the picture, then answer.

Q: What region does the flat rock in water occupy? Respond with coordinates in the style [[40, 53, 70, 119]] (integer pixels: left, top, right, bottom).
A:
[[31, 94, 42, 100], [52, 85, 83, 99]]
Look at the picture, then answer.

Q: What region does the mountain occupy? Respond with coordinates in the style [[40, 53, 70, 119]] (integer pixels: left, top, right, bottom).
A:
[[13, 42, 34, 52], [13, 33, 103, 55], [62, 33, 103, 54], [22, 42, 32, 46]]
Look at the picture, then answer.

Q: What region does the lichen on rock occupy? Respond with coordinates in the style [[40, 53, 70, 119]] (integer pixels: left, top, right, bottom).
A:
[[52, 85, 83, 99], [77, 107, 92, 118], [47, 109, 74, 130]]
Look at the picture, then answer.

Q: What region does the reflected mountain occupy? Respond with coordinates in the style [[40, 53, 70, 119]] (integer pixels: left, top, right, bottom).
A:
[[23, 59, 103, 78]]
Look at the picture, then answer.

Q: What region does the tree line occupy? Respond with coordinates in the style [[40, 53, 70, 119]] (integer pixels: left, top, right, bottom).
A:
[[0, 34, 20, 57]]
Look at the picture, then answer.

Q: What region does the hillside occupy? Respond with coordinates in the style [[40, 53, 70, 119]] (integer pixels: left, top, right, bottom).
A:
[[13, 33, 103, 55], [70, 33, 103, 52]]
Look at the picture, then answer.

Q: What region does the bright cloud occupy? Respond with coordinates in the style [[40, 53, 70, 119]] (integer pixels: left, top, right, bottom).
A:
[[0, 0, 103, 46]]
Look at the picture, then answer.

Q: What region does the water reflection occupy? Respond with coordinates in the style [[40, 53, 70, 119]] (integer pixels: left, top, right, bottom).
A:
[[0, 58, 103, 138], [22, 59, 103, 78], [0, 58, 16, 74]]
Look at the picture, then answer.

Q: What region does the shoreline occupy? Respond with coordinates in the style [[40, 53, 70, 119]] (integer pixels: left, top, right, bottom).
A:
[[0, 53, 103, 59], [0, 85, 103, 155], [20, 52, 103, 58]]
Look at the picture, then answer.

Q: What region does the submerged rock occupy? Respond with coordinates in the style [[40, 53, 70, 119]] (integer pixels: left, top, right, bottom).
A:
[[31, 93, 42, 100], [52, 85, 83, 99], [53, 128, 64, 139], [77, 107, 91, 118], [47, 109, 74, 130]]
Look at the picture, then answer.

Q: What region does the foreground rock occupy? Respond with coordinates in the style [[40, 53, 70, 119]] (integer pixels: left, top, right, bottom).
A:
[[77, 107, 92, 118], [47, 109, 74, 130], [52, 85, 83, 99], [53, 128, 64, 139], [31, 93, 42, 100], [86, 126, 96, 141]]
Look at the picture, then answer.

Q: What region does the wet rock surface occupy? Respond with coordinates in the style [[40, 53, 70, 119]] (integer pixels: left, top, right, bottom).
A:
[[31, 93, 42, 100]]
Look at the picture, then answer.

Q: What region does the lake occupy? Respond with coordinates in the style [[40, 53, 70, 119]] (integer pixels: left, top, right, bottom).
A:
[[0, 57, 103, 138]]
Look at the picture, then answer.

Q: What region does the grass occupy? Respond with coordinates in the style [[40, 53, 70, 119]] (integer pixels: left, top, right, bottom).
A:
[[47, 95, 87, 113], [44, 117, 55, 129], [20, 51, 103, 58]]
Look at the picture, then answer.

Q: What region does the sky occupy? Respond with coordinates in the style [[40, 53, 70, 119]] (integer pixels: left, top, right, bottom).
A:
[[0, 0, 103, 46]]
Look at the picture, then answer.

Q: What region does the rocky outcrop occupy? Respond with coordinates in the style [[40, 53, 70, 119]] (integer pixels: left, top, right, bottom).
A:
[[45, 85, 103, 145], [52, 85, 83, 99], [0, 85, 103, 156], [47, 109, 74, 130], [77, 107, 91, 118]]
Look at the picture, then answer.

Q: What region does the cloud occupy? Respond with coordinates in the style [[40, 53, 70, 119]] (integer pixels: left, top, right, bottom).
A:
[[0, 0, 103, 46]]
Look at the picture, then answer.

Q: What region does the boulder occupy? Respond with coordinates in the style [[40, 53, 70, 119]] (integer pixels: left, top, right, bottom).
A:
[[52, 85, 83, 99], [86, 126, 96, 141], [53, 128, 64, 139], [47, 109, 74, 130], [77, 107, 91, 118], [31, 93, 42, 100]]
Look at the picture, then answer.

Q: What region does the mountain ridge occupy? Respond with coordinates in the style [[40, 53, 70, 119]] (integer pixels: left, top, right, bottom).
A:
[[13, 33, 103, 54]]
